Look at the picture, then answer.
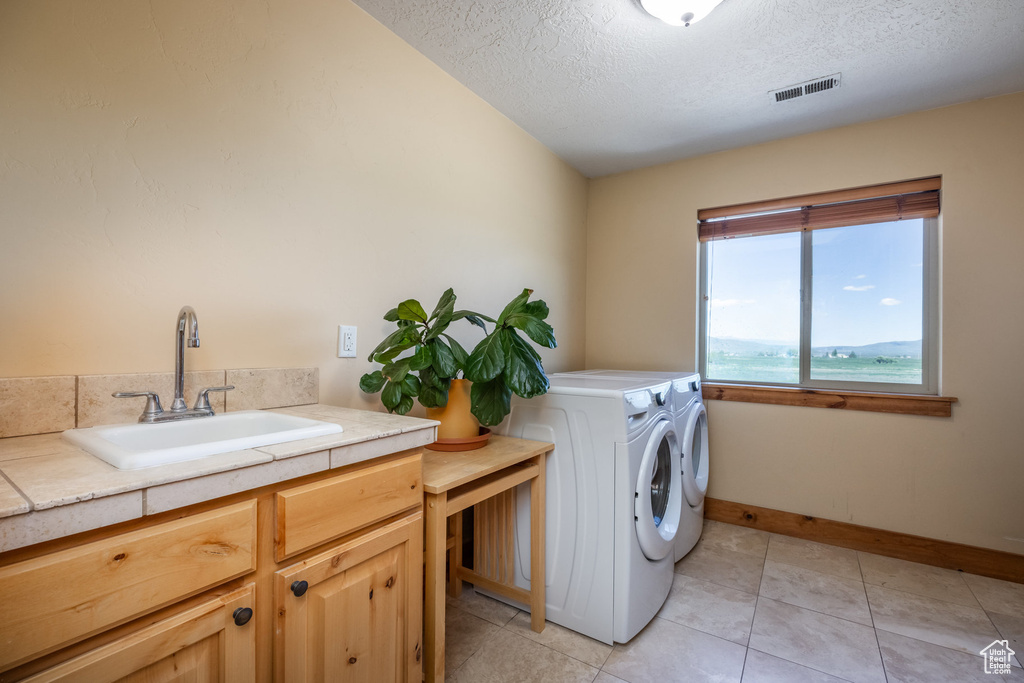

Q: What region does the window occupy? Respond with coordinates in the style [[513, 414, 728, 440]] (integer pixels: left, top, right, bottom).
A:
[[698, 177, 940, 397]]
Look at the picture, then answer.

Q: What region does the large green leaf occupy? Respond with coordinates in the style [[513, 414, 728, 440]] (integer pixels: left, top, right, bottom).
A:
[[358, 371, 386, 394], [367, 325, 417, 363], [470, 376, 513, 427], [418, 365, 445, 390], [452, 310, 494, 331], [397, 299, 428, 323], [452, 309, 495, 322], [381, 380, 403, 412], [424, 290, 456, 340], [373, 337, 418, 365], [429, 288, 456, 321], [408, 345, 433, 371], [496, 288, 532, 326], [418, 383, 448, 408], [382, 358, 410, 383], [427, 339, 458, 378], [418, 365, 450, 407], [383, 307, 399, 322], [522, 300, 549, 320], [400, 373, 420, 397], [395, 393, 414, 415], [443, 334, 470, 370], [504, 314, 557, 349], [502, 332, 549, 399], [464, 331, 505, 383], [423, 315, 449, 341]]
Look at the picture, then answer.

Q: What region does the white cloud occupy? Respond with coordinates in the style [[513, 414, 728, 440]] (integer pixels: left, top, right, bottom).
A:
[[712, 298, 756, 307], [854, 274, 867, 279], [843, 285, 875, 292], [880, 298, 901, 306]]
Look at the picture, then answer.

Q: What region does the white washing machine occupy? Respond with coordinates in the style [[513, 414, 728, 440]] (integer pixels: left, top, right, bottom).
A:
[[496, 375, 684, 644], [555, 370, 709, 561]]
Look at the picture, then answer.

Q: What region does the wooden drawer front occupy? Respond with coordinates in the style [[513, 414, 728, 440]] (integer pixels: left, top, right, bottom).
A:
[[0, 500, 256, 672], [22, 584, 256, 683], [276, 453, 421, 561]]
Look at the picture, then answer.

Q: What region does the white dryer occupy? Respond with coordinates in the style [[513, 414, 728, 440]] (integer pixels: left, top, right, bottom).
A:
[[555, 370, 709, 561], [496, 375, 684, 644]]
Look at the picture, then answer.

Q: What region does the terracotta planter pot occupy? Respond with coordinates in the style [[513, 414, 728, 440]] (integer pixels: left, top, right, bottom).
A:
[[425, 378, 479, 440]]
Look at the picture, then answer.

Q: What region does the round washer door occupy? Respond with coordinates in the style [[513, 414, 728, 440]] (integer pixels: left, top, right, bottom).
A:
[[634, 418, 683, 561], [681, 403, 709, 507]]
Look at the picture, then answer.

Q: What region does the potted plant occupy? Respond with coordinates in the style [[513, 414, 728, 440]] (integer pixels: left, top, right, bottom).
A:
[[359, 288, 556, 435]]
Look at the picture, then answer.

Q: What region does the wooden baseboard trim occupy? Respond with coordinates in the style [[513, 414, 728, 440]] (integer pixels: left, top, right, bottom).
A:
[[705, 497, 1024, 584]]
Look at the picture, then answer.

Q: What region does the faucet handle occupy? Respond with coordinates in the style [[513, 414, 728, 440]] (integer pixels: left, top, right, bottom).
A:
[[194, 385, 235, 413], [113, 391, 164, 422]]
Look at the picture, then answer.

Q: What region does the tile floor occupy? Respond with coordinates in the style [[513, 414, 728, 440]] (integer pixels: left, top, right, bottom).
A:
[[443, 520, 1024, 682]]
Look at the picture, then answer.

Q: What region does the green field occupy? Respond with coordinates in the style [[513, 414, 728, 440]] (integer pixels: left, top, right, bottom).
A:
[[707, 354, 922, 384]]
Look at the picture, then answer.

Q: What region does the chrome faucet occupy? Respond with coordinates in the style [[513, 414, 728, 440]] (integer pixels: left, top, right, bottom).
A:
[[113, 305, 234, 423], [172, 305, 200, 412]]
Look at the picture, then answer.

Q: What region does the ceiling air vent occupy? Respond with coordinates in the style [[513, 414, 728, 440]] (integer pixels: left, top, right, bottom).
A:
[[770, 73, 841, 103]]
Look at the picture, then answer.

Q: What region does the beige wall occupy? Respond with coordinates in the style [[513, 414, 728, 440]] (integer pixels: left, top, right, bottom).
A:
[[0, 0, 588, 411], [587, 93, 1024, 554]]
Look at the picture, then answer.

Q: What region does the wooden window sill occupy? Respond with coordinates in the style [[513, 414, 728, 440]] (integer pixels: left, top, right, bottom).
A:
[[701, 383, 957, 417]]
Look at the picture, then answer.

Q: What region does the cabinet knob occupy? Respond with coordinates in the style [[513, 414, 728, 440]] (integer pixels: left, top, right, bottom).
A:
[[291, 580, 309, 597], [233, 607, 253, 626]]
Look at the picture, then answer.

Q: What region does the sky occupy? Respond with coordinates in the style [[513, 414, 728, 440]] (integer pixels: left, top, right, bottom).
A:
[[706, 219, 924, 347]]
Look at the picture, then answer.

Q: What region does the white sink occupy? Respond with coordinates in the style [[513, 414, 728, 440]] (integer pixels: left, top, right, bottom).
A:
[[63, 411, 344, 470]]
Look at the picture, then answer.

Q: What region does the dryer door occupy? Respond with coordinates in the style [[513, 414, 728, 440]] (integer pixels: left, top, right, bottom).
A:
[[681, 403, 709, 508], [634, 418, 683, 561]]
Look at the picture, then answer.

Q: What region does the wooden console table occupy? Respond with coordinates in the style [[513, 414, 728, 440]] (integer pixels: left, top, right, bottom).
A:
[[421, 436, 551, 683]]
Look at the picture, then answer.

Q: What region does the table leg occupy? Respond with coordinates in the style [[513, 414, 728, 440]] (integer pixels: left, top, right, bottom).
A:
[[424, 491, 448, 683], [529, 453, 546, 633], [448, 511, 463, 598]]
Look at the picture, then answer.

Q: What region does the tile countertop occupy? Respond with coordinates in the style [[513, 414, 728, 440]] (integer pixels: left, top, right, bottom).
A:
[[0, 404, 438, 553]]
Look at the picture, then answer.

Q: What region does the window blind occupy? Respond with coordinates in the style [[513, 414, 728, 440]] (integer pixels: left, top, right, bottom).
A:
[[698, 176, 940, 242]]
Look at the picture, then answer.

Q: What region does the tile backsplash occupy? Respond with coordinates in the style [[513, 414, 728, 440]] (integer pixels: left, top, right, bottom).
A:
[[225, 367, 318, 411], [77, 371, 228, 429], [0, 368, 318, 438], [0, 376, 77, 438]]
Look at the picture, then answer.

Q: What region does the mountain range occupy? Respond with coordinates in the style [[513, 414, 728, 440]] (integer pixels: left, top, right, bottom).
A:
[[709, 338, 922, 358]]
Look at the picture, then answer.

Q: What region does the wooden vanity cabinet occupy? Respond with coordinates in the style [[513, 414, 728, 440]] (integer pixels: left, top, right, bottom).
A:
[[0, 449, 424, 683]]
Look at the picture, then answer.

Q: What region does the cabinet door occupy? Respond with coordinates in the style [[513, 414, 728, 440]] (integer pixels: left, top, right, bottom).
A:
[[276, 512, 423, 683], [23, 585, 256, 683]]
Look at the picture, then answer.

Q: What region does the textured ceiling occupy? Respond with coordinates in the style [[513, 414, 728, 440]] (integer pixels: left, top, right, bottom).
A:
[[352, 0, 1024, 177]]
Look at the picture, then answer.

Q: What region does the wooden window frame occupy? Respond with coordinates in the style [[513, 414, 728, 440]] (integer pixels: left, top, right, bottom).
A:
[[697, 177, 956, 417], [701, 383, 956, 417]]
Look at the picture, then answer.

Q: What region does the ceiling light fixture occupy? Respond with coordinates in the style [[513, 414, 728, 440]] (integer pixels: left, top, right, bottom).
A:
[[639, 0, 725, 26]]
